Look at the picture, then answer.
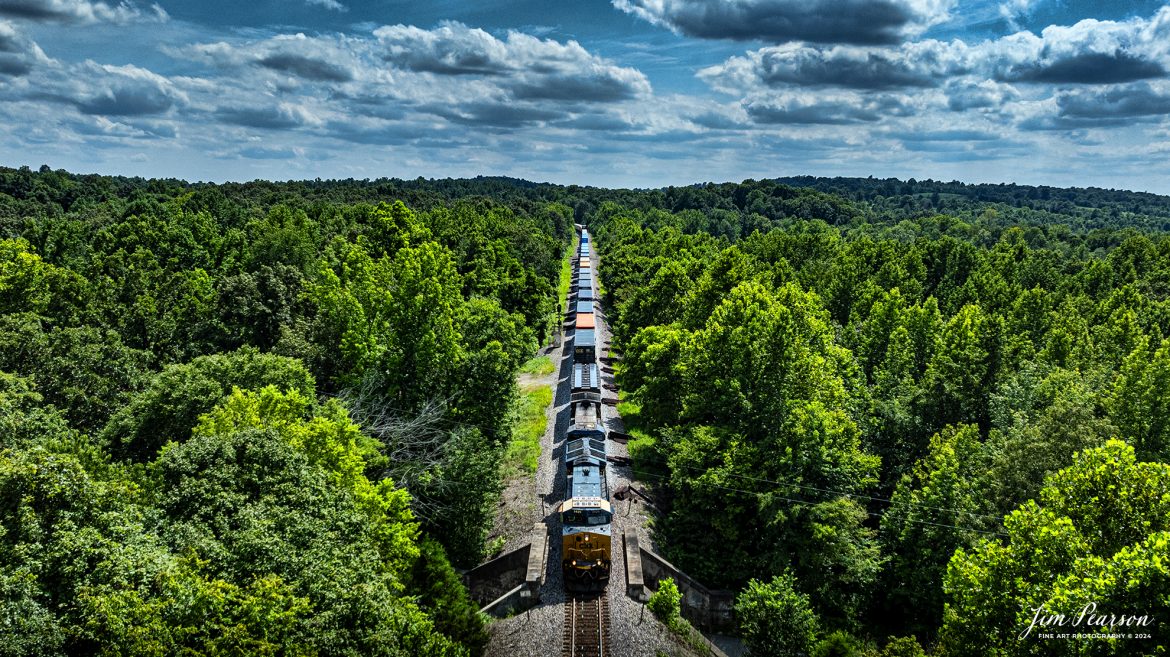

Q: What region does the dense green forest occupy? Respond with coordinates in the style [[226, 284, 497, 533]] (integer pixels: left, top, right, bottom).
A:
[[590, 189, 1170, 654], [3, 164, 1170, 655], [0, 165, 571, 655]]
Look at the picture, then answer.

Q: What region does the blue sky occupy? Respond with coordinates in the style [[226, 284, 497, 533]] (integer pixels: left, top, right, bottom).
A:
[[2, 0, 1170, 192]]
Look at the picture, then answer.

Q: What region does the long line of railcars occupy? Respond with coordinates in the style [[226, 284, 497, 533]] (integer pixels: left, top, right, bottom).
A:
[[561, 227, 612, 591]]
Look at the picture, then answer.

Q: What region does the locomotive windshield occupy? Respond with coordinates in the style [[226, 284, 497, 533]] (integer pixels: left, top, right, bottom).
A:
[[562, 508, 612, 527]]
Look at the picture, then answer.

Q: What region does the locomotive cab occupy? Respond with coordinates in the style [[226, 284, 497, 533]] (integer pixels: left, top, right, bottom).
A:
[[560, 486, 612, 589]]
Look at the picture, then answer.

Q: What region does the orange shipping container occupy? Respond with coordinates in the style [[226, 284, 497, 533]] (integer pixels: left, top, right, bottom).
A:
[[576, 312, 596, 329]]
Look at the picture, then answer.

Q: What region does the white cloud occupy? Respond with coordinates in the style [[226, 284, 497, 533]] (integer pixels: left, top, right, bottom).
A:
[[700, 40, 971, 93], [703, 6, 1170, 96], [374, 21, 652, 102], [1, 58, 187, 117], [740, 88, 922, 125], [613, 0, 955, 45], [981, 9, 1170, 83], [0, 0, 167, 24], [697, 3, 1170, 136], [373, 22, 511, 75], [943, 79, 1020, 111], [0, 19, 49, 76], [997, 0, 1035, 30], [175, 33, 365, 84], [305, 0, 345, 12]]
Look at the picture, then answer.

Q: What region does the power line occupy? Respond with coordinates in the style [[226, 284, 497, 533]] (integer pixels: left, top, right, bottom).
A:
[[622, 444, 1006, 521], [622, 466, 1009, 538]]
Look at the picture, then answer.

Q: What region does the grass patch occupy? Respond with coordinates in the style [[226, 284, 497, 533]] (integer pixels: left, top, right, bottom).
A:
[[557, 233, 578, 312], [542, 231, 577, 345], [503, 383, 553, 477], [519, 355, 555, 376], [485, 535, 506, 558]]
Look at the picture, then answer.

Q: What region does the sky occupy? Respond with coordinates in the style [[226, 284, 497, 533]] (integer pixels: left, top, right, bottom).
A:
[[1, 0, 1170, 192]]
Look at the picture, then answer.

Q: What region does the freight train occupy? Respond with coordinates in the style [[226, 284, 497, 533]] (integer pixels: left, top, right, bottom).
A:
[[561, 227, 612, 591]]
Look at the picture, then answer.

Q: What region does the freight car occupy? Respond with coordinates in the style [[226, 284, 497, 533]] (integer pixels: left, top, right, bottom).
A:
[[573, 328, 596, 363], [572, 362, 600, 402]]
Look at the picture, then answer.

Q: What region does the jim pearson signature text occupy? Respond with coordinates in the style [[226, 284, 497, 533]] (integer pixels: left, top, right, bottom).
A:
[[1021, 603, 1154, 640]]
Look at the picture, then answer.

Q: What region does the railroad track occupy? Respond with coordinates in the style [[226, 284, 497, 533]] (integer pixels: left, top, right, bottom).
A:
[[562, 592, 611, 657]]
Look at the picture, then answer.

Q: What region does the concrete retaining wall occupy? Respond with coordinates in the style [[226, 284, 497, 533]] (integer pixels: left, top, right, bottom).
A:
[[463, 523, 548, 617], [623, 530, 647, 602], [522, 523, 548, 605], [624, 530, 735, 633], [464, 544, 530, 607]]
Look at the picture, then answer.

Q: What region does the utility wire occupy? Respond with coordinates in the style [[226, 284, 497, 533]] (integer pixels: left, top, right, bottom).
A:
[[622, 466, 1009, 538], [622, 450, 1005, 524]]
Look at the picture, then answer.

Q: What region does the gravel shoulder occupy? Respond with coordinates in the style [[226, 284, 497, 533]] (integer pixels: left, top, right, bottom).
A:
[[485, 346, 559, 557]]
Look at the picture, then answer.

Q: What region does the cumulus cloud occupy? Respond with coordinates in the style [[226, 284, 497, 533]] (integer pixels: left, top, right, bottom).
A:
[[701, 40, 968, 92], [235, 145, 304, 160], [553, 112, 640, 132], [12, 60, 187, 117], [304, 0, 345, 12], [166, 23, 651, 136], [743, 91, 912, 124], [70, 63, 185, 116], [374, 22, 510, 75], [1005, 51, 1164, 84], [886, 126, 1002, 141], [703, 7, 1170, 97], [256, 52, 353, 82], [176, 34, 362, 84], [612, 0, 954, 45], [13, 4, 1170, 189], [324, 116, 438, 145], [985, 11, 1170, 85], [144, 22, 659, 140], [428, 99, 567, 128], [944, 79, 1020, 111], [1012, 81, 1170, 131], [686, 108, 750, 130], [695, 3, 1170, 141], [374, 22, 651, 102], [0, 19, 47, 76], [997, 0, 1036, 30], [215, 102, 322, 130], [1056, 82, 1170, 120], [0, 0, 167, 24], [69, 115, 177, 139]]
